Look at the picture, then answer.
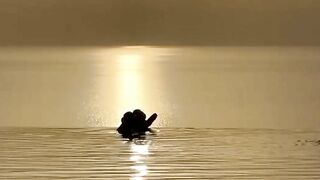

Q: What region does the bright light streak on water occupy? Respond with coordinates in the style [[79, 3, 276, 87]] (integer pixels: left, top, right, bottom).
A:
[[116, 53, 144, 114], [1, 46, 320, 129], [130, 140, 150, 180], [0, 128, 320, 179], [131, 141, 150, 155]]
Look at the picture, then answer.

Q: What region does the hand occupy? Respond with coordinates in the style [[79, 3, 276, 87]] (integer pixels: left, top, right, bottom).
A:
[[146, 113, 158, 127]]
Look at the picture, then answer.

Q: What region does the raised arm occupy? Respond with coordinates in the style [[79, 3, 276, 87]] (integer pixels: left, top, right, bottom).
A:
[[146, 113, 157, 127]]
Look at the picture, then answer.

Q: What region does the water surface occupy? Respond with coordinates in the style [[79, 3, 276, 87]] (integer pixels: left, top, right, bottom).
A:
[[1, 47, 320, 129], [0, 128, 319, 179]]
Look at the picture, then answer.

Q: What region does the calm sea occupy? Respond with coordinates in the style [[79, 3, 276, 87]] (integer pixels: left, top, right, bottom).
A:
[[1, 47, 320, 129], [1, 47, 320, 179], [0, 128, 319, 179]]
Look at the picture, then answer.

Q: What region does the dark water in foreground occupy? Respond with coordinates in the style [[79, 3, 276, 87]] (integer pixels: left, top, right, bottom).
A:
[[0, 128, 319, 179]]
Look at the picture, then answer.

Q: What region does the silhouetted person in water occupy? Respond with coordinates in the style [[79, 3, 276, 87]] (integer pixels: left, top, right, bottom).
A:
[[117, 111, 134, 138], [117, 109, 157, 138]]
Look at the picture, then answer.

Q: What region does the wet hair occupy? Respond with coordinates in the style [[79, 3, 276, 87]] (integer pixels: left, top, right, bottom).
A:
[[133, 109, 146, 120], [121, 111, 133, 123]]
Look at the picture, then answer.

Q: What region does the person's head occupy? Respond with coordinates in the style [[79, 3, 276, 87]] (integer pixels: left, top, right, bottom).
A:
[[133, 109, 146, 120], [121, 111, 133, 123]]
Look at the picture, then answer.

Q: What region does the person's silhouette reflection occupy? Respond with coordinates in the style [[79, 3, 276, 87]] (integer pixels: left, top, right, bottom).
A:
[[117, 109, 157, 139]]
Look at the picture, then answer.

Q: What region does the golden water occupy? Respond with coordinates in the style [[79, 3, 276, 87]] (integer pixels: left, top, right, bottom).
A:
[[1, 47, 320, 129], [1, 47, 320, 179], [0, 128, 319, 179]]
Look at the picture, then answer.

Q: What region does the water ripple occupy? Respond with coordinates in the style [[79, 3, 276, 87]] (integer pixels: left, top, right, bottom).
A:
[[0, 128, 319, 179]]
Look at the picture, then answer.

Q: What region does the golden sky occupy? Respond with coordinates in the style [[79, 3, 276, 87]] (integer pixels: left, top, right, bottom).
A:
[[0, 0, 320, 46]]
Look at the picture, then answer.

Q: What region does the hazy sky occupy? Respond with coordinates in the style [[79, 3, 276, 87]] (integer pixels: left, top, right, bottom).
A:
[[1, 0, 320, 46]]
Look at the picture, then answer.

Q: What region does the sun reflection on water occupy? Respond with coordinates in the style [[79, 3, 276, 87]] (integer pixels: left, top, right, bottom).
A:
[[130, 141, 150, 180], [116, 52, 146, 116], [92, 46, 169, 127]]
